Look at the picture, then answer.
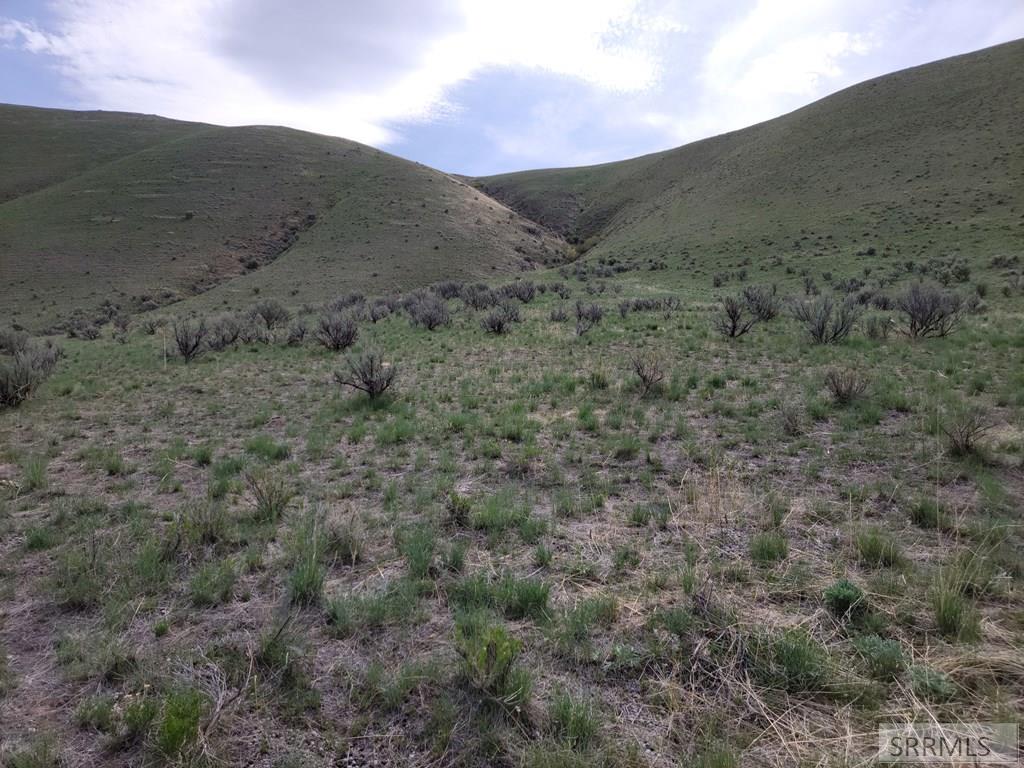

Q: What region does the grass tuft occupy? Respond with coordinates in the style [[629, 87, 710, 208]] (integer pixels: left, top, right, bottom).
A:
[[855, 528, 903, 568], [750, 530, 788, 564], [548, 689, 600, 750]]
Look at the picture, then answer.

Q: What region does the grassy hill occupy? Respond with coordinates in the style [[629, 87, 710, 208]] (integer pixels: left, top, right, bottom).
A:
[[474, 39, 1024, 282], [0, 107, 564, 331], [0, 104, 205, 204], [5, 40, 1021, 331]]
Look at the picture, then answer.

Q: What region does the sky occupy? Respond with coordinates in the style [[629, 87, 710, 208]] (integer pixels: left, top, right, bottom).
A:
[[2, 1, 1022, 175]]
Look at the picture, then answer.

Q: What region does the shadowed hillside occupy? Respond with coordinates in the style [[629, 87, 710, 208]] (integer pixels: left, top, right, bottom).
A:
[[0, 109, 564, 330], [475, 39, 1024, 277]]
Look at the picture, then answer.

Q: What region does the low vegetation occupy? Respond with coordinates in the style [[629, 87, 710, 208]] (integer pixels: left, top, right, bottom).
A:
[[3, 257, 1018, 767], [0, 336, 60, 408]]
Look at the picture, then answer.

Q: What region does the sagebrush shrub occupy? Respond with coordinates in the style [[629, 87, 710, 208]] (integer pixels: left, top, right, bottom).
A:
[[461, 283, 498, 310], [713, 295, 757, 338], [853, 634, 906, 679], [67, 316, 101, 340], [111, 314, 131, 343], [549, 282, 571, 299], [238, 315, 270, 344], [369, 300, 392, 322], [909, 665, 956, 702], [789, 295, 860, 343], [574, 301, 603, 336], [0, 340, 60, 408], [431, 280, 464, 300], [172, 316, 207, 362], [743, 285, 780, 320], [631, 353, 664, 396], [0, 327, 29, 355], [407, 293, 450, 330], [898, 282, 963, 338], [481, 302, 521, 334], [285, 317, 308, 345], [207, 313, 243, 351], [326, 292, 366, 314], [315, 312, 358, 351], [865, 315, 891, 340], [335, 351, 397, 399], [824, 367, 869, 404], [251, 299, 291, 330], [141, 317, 164, 335], [941, 407, 991, 456], [503, 279, 537, 303]]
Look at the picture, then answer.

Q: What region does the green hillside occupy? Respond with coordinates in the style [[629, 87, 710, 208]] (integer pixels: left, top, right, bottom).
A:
[[0, 109, 564, 330], [0, 104, 204, 204], [474, 39, 1024, 278], [3, 40, 1021, 333]]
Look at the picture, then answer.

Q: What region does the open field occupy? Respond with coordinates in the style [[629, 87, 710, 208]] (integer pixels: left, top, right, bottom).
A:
[[1, 255, 1022, 766]]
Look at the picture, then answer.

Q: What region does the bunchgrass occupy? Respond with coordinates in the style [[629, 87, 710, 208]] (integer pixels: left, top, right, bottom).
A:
[[548, 689, 600, 750], [287, 511, 326, 606], [244, 434, 290, 462], [154, 689, 206, 760], [752, 629, 831, 694], [855, 528, 903, 568], [22, 454, 48, 492], [750, 531, 788, 564], [455, 614, 532, 712]]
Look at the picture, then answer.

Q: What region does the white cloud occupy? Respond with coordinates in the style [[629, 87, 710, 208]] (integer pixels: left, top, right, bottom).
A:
[[645, 0, 886, 144], [1, 18, 58, 53], [0, 0, 677, 144]]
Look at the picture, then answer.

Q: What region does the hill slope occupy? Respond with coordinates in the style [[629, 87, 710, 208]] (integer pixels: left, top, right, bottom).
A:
[[474, 39, 1024, 279], [0, 104, 206, 204], [0, 107, 564, 330]]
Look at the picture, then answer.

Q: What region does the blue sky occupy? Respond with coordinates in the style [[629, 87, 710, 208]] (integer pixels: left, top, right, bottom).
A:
[[2, 1, 1022, 175]]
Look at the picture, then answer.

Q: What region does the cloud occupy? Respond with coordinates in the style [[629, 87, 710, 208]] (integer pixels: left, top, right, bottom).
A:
[[643, 0, 887, 145], [0, 0, 677, 145], [1, 18, 59, 53]]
